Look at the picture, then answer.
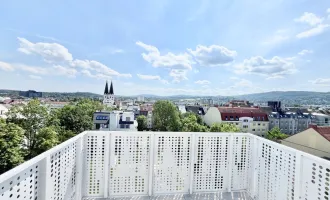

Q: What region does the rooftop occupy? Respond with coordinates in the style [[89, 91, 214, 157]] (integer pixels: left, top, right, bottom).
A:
[[1, 131, 329, 200]]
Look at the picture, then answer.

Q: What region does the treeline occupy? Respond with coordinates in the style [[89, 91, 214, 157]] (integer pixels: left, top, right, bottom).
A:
[[137, 100, 241, 132], [0, 99, 104, 174]]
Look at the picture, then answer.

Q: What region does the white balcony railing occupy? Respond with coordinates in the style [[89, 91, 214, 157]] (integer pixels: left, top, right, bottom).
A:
[[0, 131, 330, 200]]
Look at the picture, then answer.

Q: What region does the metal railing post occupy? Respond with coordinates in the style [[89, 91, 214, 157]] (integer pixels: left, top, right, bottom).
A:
[[148, 133, 155, 196], [189, 133, 196, 194], [75, 137, 83, 200], [227, 134, 234, 192], [250, 136, 259, 198], [39, 156, 51, 200], [103, 133, 111, 198], [294, 152, 302, 200]]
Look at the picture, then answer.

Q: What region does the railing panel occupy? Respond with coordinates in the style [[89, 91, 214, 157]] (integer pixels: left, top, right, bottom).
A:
[[0, 162, 40, 200], [83, 132, 107, 197], [300, 155, 330, 200], [47, 141, 78, 200], [255, 139, 296, 200], [153, 133, 191, 194], [109, 133, 151, 196], [192, 134, 230, 192], [231, 135, 253, 191]]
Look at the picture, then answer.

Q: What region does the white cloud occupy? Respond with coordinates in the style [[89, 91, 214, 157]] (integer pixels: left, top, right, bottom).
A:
[[17, 37, 73, 62], [188, 45, 237, 66], [137, 74, 161, 80], [229, 76, 239, 80], [298, 49, 313, 55], [309, 78, 330, 86], [28, 75, 42, 80], [71, 59, 132, 78], [16, 64, 49, 75], [195, 80, 211, 85], [136, 73, 169, 84], [0, 61, 14, 71], [294, 12, 324, 26], [262, 30, 289, 45], [296, 24, 329, 38], [169, 69, 188, 83], [193, 69, 199, 73], [234, 56, 297, 79], [53, 65, 77, 78], [136, 41, 194, 70]]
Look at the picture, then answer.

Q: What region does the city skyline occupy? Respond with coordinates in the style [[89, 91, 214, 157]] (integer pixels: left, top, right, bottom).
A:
[[0, 0, 330, 96]]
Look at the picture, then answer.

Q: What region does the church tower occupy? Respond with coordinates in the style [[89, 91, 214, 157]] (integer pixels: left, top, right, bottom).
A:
[[103, 81, 115, 107]]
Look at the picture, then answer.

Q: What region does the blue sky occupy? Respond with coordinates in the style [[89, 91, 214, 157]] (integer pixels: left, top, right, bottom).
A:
[[0, 0, 330, 96]]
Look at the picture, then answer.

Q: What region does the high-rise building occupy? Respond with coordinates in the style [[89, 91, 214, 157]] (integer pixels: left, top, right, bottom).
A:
[[103, 81, 115, 107]]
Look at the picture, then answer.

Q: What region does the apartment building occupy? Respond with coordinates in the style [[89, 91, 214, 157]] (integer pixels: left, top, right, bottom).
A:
[[93, 111, 137, 131], [268, 112, 311, 135], [203, 107, 269, 136]]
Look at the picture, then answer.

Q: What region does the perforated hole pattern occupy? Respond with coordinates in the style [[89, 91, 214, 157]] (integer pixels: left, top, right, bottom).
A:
[[84, 134, 106, 197], [153, 135, 191, 194], [0, 164, 39, 200], [193, 136, 229, 192], [256, 141, 296, 200], [49, 142, 77, 200], [301, 158, 330, 200], [109, 134, 150, 195]]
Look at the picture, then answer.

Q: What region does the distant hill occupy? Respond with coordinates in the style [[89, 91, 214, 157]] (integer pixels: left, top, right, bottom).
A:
[[1, 89, 330, 105], [233, 91, 330, 105]]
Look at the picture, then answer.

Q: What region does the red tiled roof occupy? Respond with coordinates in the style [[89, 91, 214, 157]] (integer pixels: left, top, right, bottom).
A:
[[310, 126, 330, 142], [140, 105, 153, 112], [217, 107, 260, 113], [220, 112, 268, 121]]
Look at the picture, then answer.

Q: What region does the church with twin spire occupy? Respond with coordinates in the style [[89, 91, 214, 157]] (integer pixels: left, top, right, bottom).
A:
[[103, 81, 115, 107]]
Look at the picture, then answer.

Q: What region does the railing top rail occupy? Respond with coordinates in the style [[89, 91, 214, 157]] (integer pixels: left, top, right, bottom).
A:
[[0, 131, 87, 181]]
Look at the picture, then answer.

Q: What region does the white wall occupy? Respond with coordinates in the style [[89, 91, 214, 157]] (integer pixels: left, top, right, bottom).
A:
[[203, 107, 222, 126]]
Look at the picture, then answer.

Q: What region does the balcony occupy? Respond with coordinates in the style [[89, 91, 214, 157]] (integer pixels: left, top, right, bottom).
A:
[[0, 131, 329, 200]]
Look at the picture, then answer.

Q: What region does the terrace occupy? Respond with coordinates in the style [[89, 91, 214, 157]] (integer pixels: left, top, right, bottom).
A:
[[0, 131, 329, 200]]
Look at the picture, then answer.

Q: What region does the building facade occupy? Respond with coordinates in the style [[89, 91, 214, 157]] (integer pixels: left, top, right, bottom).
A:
[[282, 124, 330, 159], [103, 81, 115, 107], [311, 113, 330, 126], [203, 107, 269, 136], [93, 111, 137, 131], [19, 90, 42, 98], [268, 112, 312, 135]]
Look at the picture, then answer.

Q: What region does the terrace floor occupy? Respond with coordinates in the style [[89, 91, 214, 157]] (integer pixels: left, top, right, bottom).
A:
[[82, 192, 252, 200]]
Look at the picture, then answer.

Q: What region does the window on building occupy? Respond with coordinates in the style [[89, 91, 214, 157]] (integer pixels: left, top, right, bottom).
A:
[[96, 124, 100, 129], [126, 117, 130, 121], [262, 123, 265, 126], [243, 119, 248, 122], [252, 129, 255, 131], [236, 123, 239, 125], [258, 123, 261, 126], [243, 125, 248, 128], [120, 124, 125, 129], [126, 124, 129, 128]]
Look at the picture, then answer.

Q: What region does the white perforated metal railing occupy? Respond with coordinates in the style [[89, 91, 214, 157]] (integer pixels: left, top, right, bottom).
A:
[[1, 131, 330, 200]]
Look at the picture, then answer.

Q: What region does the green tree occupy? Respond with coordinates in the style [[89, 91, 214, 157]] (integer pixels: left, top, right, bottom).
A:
[[180, 113, 208, 132], [210, 123, 240, 132], [31, 126, 59, 157], [0, 119, 25, 174], [6, 99, 51, 158], [266, 127, 288, 141], [137, 115, 147, 131], [56, 99, 103, 134], [153, 100, 181, 131]]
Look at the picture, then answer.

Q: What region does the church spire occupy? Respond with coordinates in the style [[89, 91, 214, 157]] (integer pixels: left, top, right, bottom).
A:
[[109, 81, 114, 95], [104, 81, 109, 94]]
